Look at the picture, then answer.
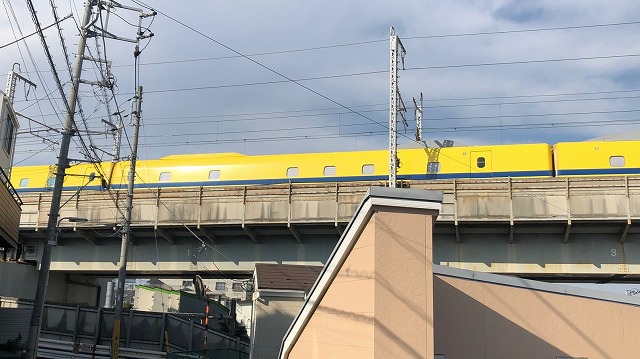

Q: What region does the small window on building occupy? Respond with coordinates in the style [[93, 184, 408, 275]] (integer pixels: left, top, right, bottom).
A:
[[19, 178, 29, 187], [610, 156, 625, 167], [209, 170, 221, 180], [159, 172, 171, 182], [362, 164, 375, 175], [477, 157, 486, 168], [427, 162, 440, 174], [1, 118, 14, 154], [286, 167, 299, 177], [215, 282, 226, 291], [323, 166, 336, 176], [232, 283, 244, 292], [46, 177, 55, 187]]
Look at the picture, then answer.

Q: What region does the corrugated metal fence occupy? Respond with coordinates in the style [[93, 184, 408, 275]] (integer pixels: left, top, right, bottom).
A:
[[0, 297, 249, 358]]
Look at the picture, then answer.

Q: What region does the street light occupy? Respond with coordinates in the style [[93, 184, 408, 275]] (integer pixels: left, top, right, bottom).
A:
[[52, 216, 89, 245]]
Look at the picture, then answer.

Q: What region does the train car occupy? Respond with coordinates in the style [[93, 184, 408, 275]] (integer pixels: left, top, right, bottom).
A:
[[107, 143, 553, 189], [10, 143, 555, 192], [11, 161, 112, 193], [108, 150, 390, 189], [553, 141, 640, 177], [413, 143, 553, 180]]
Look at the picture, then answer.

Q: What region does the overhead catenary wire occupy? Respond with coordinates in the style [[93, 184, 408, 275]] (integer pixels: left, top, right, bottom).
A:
[[18, 86, 640, 124], [105, 117, 639, 149], [21, 105, 640, 150], [120, 107, 640, 140]]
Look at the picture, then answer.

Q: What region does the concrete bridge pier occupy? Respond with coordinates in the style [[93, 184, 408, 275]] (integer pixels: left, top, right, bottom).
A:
[[0, 261, 104, 306]]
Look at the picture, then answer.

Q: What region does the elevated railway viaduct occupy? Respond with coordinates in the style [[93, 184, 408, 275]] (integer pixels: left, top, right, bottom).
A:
[[15, 176, 640, 282]]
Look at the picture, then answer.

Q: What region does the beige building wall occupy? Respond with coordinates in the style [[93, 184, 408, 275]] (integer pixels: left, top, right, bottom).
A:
[[0, 177, 20, 246], [252, 296, 306, 359], [374, 210, 434, 359], [288, 208, 436, 359], [289, 215, 376, 358], [434, 274, 640, 359]]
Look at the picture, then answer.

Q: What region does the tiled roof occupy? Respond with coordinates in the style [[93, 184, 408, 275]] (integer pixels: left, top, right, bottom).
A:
[[255, 263, 323, 292]]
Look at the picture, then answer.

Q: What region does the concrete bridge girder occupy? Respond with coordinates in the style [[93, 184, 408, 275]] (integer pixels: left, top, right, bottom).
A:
[[15, 178, 640, 279]]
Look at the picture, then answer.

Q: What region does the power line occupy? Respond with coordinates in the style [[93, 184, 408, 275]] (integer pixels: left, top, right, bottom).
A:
[[128, 0, 412, 144], [406, 53, 640, 71], [404, 19, 640, 40], [126, 108, 640, 138], [19, 87, 640, 122], [92, 117, 639, 149], [15, 93, 640, 133], [0, 12, 73, 50], [61, 52, 640, 96], [91, 19, 640, 68]]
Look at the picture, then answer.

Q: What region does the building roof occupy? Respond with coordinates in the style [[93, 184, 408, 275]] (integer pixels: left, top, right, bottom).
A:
[[433, 264, 640, 306], [254, 263, 323, 292]]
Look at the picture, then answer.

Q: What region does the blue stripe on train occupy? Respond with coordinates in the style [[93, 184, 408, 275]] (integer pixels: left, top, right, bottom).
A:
[[14, 170, 555, 193], [556, 168, 640, 176]]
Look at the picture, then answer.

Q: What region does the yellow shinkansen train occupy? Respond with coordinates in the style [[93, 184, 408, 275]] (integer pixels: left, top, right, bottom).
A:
[[9, 140, 640, 193]]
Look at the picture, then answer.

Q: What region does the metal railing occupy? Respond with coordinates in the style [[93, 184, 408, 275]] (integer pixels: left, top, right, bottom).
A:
[[0, 297, 249, 357], [166, 348, 249, 359], [0, 165, 22, 206]]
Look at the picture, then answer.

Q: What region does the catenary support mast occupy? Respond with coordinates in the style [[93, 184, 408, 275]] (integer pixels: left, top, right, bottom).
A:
[[389, 27, 405, 188]]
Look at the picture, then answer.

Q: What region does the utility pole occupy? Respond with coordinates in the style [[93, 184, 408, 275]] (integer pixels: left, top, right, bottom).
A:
[[389, 27, 406, 188], [25, 1, 94, 358], [111, 85, 142, 359]]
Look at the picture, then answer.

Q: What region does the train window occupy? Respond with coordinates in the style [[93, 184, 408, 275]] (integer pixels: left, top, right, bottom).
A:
[[19, 178, 29, 187], [477, 157, 486, 168], [46, 177, 55, 187], [159, 172, 171, 182], [209, 170, 221, 180], [362, 164, 375, 175], [286, 167, 299, 177], [323, 166, 336, 176], [427, 162, 440, 173], [610, 156, 625, 167]]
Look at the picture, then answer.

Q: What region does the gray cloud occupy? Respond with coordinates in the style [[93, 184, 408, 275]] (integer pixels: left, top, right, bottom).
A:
[[2, 0, 640, 166]]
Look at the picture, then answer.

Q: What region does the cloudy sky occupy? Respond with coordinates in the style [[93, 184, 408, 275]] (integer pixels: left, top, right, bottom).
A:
[[2, 0, 640, 166]]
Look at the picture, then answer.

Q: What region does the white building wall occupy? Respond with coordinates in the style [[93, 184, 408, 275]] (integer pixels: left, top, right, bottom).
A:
[[133, 286, 180, 312], [250, 295, 305, 359]]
